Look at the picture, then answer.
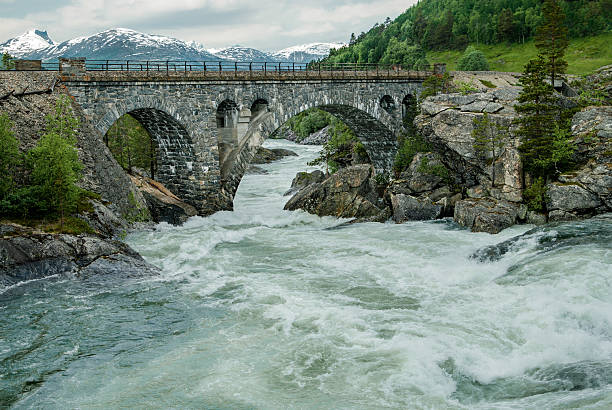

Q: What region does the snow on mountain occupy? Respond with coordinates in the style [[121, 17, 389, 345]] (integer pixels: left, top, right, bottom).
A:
[[0, 29, 55, 57], [207, 46, 277, 62], [14, 28, 222, 62], [272, 42, 347, 63], [1, 29, 346, 63]]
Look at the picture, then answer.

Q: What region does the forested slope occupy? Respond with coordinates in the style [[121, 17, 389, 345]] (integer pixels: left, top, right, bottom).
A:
[[322, 0, 610, 73]]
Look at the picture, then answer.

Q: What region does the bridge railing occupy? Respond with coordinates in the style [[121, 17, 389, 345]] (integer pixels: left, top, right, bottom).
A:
[[3, 59, 440, 79]]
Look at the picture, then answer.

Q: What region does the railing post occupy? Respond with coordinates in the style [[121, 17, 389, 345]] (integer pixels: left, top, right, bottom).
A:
[[106, 60, 109, 72], [235, 62, 238, 73], [185, 61, 187, 72], [219, 61, 222, 72], [126, 60, 129, 71], [264, 62, 267, 76], [203, 61, 206, 72], [146, 61, 149, 73], [166, 60, 169, 75]]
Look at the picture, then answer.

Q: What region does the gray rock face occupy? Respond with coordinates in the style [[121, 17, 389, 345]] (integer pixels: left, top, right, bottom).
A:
[[300, 126, 330, 145], [390, 193, 442, 223], [0, 225, 157, 287], [416, 87, 523, 203], [285, 170, 326, 197], [387, 152, 459, 220], [547, 106, 612, 221], [454, 198, 522, 234], [284, 165, 384, 219]]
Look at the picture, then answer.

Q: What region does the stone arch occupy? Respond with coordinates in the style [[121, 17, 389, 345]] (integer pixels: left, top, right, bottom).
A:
[[96, 101, 204, 211]]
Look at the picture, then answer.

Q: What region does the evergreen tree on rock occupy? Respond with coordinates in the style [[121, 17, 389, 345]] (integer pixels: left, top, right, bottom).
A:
[[514, 56, 557, 179], [535, 0, 569, 86]]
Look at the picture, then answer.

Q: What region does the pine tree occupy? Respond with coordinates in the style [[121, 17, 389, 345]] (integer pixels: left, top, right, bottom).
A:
[[535, 0, 569, 86], [472, 113, 506, 186], [28, 96, 82, 230], [1, 53, 14, 70], [514, 56, 557, 178]]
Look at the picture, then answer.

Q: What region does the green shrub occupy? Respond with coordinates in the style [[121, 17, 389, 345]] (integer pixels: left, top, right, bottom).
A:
[[393, 133, 431, 175], [524, 177, 547, 212], [457, 46, 490, 71], [456, 81, 478, 95]]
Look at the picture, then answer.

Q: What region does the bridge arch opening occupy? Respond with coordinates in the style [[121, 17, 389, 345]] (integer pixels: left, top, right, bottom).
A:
[[380, 95, 396, 114], [250, 98, 269, 120], [222, 103, 398, 207], [104, 108, 199, 205]]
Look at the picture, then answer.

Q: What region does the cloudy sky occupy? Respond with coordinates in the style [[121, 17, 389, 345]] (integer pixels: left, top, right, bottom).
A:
[[0, 0, 417, 51]]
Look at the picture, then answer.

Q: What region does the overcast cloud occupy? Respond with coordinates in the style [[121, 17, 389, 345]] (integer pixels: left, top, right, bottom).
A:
[[0, 0, 417, 50]]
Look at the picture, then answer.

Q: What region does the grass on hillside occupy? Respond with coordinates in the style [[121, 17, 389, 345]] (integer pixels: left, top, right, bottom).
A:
[[428, 32, 612, 75]]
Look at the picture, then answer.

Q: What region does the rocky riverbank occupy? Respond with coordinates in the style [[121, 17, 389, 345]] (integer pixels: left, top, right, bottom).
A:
[[284, 80, 611, 233], [0, 223, 157, 288]]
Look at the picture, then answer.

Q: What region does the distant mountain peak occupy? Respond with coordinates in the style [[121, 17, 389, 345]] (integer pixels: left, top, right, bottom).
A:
[[0, 29, 55, 57], [1, 28, 345, 64]]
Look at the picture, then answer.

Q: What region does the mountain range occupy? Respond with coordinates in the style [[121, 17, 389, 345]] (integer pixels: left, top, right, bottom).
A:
[[0, 28, 346, 63]]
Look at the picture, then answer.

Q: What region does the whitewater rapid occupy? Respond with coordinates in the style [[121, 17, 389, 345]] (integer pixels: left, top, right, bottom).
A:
[[2, 139, 611, 409]]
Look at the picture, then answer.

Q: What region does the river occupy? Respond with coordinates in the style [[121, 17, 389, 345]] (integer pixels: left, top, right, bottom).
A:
[[1, 139, 611, 409]]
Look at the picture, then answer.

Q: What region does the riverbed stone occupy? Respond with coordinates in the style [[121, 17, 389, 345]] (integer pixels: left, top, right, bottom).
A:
[[390, 193, 442, 223], [284, 164, 383, 219], [454, 197, 521, 234]]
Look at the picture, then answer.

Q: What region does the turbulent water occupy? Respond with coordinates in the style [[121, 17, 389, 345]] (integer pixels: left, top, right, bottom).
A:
[[1, 140, 611, 409]]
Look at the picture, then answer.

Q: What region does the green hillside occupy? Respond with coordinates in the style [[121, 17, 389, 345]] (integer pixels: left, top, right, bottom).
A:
[[322, 0, 611, 75], [428, 32, 612, 74]]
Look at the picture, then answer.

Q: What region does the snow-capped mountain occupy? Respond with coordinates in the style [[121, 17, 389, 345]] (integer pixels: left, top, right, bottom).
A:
[[1, 29, 344, 63], [2, 28, 221, 62], [207, 46, 277, 62], [0, 29, 55, 58], [272, 42, 346, 63]]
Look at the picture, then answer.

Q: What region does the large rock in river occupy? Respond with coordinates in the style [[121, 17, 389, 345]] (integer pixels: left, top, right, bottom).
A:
[[251, 147, 298, 164], [284, 164, 385, 219], [454, 198, 526, 234]]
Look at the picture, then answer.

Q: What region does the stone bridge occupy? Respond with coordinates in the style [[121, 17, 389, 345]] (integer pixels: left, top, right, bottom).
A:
[[62, 69, 428, 215]]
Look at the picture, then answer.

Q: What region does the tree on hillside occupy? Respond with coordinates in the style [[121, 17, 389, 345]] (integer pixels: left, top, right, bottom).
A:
[[497, 8, 516, 42], [28, 96, 83, 230], [0, 113, 19, 200], [457, 46, 490, 71], [514, 56, 557, 179], [535, 0, 569, 86]]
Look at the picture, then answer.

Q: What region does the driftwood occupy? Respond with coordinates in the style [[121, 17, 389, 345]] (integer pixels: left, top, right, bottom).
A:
[[0, 81, 57, 101]]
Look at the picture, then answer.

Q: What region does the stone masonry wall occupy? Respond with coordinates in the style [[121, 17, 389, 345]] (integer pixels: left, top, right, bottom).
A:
[[64, 77, 423, 214]]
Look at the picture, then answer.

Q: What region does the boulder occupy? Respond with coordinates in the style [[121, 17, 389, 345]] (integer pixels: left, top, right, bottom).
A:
[[390, 193, 442, 223], [454, 198, 521, 234], [546, 183, 603, 214], [0, 224, 157, 287], [252, 147, 298, 164], [285, 170, 326, 196], [284, 165, 384, 219], [130, 175, 197, 225]]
